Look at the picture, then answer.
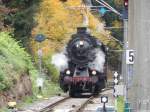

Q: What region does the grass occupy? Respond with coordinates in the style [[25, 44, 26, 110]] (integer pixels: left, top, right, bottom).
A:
[[0, 32, 38, 91], [17, 80, 62, 107], [0, 80, 62, 112], [42, 80, 62, 97], [0, 108, 11, 112], [0, 32, 62, 111], [117, 96, 124, 112]]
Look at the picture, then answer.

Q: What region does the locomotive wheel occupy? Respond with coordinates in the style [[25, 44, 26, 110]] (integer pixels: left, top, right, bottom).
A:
[[69, 86, 77, 97], [69, 89, 75, 97], [100, 79, 107, 89], [59, 78, 68, 92], [93, 85, 99, 96], [69, 86, 81, 97], [92, 79, 107, 96]]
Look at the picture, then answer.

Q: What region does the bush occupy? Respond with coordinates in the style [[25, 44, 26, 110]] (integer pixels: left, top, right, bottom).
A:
[[0, 32, 38, 91], [43, 54, 59, 82], [117, 96, 124, 112]]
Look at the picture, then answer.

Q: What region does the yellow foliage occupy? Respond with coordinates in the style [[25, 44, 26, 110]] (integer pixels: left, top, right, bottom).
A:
[[114, 0, 123, 6], [31, 0, 111, 55], [33, 0, 68, 39], [88, 12, 99, 30], [66, 0, 82, 6], [112, 20, 122, 27]]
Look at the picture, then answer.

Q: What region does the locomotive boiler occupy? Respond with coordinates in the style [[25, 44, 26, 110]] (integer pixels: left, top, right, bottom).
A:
[[53, 27, 107, 97]]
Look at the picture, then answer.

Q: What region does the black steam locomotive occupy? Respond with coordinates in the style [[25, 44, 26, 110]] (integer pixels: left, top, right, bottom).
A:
[[59, 27, 107, 97]]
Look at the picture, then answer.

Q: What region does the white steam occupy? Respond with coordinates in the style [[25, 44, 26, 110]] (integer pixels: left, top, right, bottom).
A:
[[51, 48, 105, 73], [51, 53, 68, 71], [88, 49, 105, 72]]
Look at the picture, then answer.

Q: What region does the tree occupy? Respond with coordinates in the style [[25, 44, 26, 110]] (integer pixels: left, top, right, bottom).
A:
[[31, 0, 109, 54], [1, 0, 40, 48]]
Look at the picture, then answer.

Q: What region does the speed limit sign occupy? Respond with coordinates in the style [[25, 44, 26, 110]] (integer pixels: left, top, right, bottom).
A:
[[126, 50, 134, 64]]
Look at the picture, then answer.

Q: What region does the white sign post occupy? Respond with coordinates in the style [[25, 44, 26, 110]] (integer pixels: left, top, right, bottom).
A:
[[113, 71, 119, 112], [114, 85, 124, 96], [36, 77, 44, 88], [36, 77, 44, 94]]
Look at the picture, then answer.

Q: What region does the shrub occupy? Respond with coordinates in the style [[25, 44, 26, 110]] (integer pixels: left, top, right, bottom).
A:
[[43, 54, 59, 82], [0, 32, 38, 91]]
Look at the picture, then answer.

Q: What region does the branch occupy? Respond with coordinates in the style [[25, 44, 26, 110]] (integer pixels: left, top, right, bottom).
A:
[[0, 6, 17, 14]]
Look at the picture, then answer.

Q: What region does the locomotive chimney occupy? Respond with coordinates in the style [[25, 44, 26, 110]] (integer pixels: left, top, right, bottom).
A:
[[77, 27, 87, 34]]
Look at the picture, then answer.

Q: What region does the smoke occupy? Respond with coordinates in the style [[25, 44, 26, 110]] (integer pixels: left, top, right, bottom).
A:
[[51, 53, 68, 71], [88, 49, 105, 72], [51, 47, 105, 73]]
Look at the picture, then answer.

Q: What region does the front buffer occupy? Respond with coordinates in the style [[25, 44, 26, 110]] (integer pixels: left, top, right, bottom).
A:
[[59, 70, 106, 97]]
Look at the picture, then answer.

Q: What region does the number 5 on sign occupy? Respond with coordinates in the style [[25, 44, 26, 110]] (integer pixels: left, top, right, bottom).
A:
[[126, 50, 134, 64]]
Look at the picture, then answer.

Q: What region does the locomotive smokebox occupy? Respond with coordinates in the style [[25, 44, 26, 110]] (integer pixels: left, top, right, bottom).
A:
[[67, 27, 95, 66]]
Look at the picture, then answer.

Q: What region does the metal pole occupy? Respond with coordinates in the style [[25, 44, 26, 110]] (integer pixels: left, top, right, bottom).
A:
[[123, 18, 128, 103], [38, 43, 42, 76], [35, 34, 45, 95], [81, 0, 89, 27], [103, 103, 106, 112], [37, 43, 44, 94], [39, 51, 42, 75]]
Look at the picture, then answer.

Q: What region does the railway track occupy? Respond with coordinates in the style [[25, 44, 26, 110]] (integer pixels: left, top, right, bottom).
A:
[[39, 96, 70, 112], [39, 87, 113, 112], [40, 96, 95, 112], [75, 88, 113, 112], [75, 96, 94, 112]]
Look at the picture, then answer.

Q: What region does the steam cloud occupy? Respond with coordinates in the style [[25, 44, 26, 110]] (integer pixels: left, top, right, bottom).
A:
[[88, 49, 105, 73], [51, 53, 68, 71], [52, 48, 105, 73]]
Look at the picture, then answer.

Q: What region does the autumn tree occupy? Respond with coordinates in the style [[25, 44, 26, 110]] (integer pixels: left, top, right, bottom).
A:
[[32, 0, 111, 54]]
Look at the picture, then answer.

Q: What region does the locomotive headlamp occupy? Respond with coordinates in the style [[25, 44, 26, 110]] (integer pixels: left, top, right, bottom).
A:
[[66, 70, 71, 75], [92, 70, 97, 75], [76, 44, 79, 48]]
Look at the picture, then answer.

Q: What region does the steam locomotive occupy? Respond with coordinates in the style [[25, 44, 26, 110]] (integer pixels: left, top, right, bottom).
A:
[[58, 27, 107, 97]]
